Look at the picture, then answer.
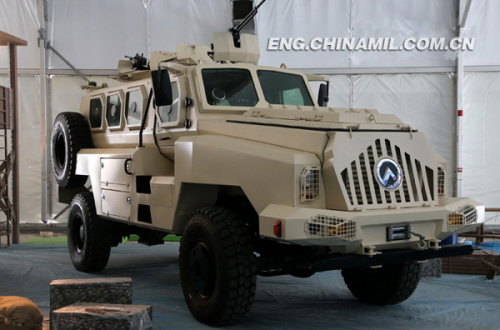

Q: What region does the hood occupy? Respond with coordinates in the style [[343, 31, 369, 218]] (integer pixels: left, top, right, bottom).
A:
[[198, 106, 418, 164], [226, 106, 412, 132]]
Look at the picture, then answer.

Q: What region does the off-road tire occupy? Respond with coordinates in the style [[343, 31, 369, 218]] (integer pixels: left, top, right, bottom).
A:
[[51, 112, 92, 188], [341, 261, 421, 305], [179, 208, 257, 326], [68, 191, 111, 272]]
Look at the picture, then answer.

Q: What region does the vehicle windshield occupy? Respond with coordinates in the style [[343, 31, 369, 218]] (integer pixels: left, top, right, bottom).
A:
[[257, 70, 314, 106], [202, 69, 259, 107]]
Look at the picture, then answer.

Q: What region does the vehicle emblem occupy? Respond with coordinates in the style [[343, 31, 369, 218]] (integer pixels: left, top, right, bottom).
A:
[[376, 158, 402, 189]]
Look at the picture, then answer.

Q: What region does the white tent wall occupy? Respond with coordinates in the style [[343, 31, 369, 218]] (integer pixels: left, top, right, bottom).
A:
[[48, 0, 232, 70], [0, 0, 40, 69], [463, 73, 500, 222], [0, 76, 41, 223], [463, 0, 500, 67], [256, 0, 500, 70], [256, 0, 458, 70]]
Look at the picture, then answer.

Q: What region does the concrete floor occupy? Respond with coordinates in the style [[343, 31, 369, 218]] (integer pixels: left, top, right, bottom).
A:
[[0, 242, 499, 329]]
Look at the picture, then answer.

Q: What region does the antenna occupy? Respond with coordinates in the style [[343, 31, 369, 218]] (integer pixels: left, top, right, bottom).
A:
[[229, 0, 267, 47]]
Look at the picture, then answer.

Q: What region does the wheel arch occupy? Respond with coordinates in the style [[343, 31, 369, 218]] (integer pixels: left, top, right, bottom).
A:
[[172, 183, 258, 234]]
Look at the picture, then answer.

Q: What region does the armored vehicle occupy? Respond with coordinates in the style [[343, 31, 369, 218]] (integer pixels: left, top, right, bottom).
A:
[[51, 27, 485, 326]]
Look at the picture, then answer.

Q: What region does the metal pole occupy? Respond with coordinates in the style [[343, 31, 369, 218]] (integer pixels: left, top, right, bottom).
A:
[[455, 0, 471, 198], [46, 44, 90, 83], [40, 3, 49, 223]]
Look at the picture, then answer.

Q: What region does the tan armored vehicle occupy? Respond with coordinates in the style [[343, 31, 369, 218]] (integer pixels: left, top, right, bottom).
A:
[[51, 26, 485, 326]]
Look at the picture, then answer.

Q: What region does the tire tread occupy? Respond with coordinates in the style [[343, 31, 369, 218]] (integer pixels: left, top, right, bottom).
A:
[[180, 207, 257, 326], [341, 261, 421, 305]]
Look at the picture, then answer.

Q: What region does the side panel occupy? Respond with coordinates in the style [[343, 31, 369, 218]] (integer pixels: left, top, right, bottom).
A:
[[102, 190, 130, 220], [75, 147, 175, 230]]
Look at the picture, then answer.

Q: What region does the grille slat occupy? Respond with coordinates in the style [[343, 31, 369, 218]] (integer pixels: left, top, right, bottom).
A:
[[368, 145, 383, 204], [403, 152, 417, 202], [361, 151, 375, 205], [355, 158, 368, 205]]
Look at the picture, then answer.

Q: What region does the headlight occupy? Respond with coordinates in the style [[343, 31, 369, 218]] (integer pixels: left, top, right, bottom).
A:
[[437, 165, 446, 196], [300, 166, 320, 202]]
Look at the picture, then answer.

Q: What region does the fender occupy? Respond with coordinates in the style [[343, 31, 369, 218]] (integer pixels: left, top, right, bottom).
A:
[[173, 135, 324, 218]]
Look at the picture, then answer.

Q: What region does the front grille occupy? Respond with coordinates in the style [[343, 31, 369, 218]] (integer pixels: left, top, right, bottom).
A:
[[341, 138, 435, 209]]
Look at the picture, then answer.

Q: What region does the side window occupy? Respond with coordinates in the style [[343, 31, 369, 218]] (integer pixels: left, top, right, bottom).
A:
[[125, 90, 143, 127], [106, 94, 122, 128], [158, 81, 179, 124], [89, 97, 103, 129]]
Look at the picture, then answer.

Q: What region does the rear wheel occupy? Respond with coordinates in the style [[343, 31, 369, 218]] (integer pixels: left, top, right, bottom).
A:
[[341, 261, 421, 305], [179, 208, 257, 326], [68, 191, 111, 272]]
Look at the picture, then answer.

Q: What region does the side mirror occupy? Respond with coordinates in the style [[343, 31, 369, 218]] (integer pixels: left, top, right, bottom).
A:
[[151, 69, 173, 107], [317, 83, 329, 107]]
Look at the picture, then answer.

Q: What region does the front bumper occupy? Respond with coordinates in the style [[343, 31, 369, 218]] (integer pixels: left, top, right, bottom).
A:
[[311, 244, 474, 272], [259, 197, 485, 255]]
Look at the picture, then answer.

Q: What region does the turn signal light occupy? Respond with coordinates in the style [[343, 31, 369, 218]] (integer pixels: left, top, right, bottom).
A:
[[448, 214, 463, 226], [273, 220, 282, 238]]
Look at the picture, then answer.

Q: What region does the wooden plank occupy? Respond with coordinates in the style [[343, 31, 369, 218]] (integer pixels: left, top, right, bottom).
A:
[[0, 31, 27, 46], [0, 86, 8, 128], [442, 250, 499, 276]]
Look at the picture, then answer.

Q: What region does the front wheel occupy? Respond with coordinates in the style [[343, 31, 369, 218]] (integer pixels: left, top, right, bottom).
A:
[[179, 208, 257, 326], [68, 191, 111, 272], [341, 261, 422, 305]]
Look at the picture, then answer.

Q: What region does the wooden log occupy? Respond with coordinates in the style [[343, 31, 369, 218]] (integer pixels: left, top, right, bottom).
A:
[[482, 259, 500, 280], [458, 233, 500, 239], [52, 303, 153, 330]]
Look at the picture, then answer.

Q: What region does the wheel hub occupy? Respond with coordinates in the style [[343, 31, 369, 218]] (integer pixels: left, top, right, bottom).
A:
[[72, 215, 85, 254], [188, 242, 215, 298], [79, 225, 85, 243], [54, 131, 67, 170]]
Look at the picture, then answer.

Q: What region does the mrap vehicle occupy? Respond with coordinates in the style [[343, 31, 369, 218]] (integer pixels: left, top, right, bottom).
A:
[[51, 19, 485, 327]]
